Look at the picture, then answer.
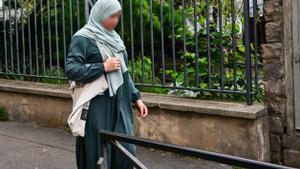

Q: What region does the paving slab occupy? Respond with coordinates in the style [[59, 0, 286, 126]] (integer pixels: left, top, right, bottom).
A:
[[0, 121, 232, 169]]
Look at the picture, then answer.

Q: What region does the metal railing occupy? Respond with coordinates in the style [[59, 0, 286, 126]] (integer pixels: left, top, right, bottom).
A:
[[0, 0, 262, 105], [97, 129, 295, 169]]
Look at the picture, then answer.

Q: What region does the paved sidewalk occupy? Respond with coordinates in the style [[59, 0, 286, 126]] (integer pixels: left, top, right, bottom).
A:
[[0, 121, 231, 169]]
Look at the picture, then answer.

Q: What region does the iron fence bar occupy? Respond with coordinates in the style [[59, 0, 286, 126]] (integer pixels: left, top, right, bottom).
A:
[[27, 0, 32, 75], [194, 0, 199, 87], [182, 0, 187, 87], [76, 0, 80, 30], [21, 0, 25, 74], [244, 0, 253, 105], [62, 0, 67, 77], [0, 2, 2, 72], [206, 0, 212, 89], [34, 0, 39, 75], [253, 0, 259, 94], [219, 0, 224, 91], [69, 0, 74, 37], [98, 130, 295, 169], [40, 0, 46, 76], [0, 72, 67, 80], [231, 0, 237, 91], [2, 0, 7, 72], [150, 0, 155, 85], [134, 83, 254, 94], [140, 0, 145, 84], [129, 0, 135, 81], [84, 0, 88, 22], [120, 0, 124, 41], [171, 0, 176, 86], [47, 0, 52, 77], [14, 0, 20, 74], [109, 140, 147, 169], [8, 0, 13, 73], [55, 0, 60, 78], [160, 0, 165, 85]]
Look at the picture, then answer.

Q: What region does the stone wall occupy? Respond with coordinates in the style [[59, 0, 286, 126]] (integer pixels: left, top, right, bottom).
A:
[[262, 0, 300, 167], [0, 79, 269, 161]]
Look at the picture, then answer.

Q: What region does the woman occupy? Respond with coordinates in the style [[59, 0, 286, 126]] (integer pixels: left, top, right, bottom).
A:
[[65, 0, 148, 168]]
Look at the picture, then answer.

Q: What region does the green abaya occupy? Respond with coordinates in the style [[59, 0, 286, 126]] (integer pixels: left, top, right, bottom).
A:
[[65, 36, 140, 169]]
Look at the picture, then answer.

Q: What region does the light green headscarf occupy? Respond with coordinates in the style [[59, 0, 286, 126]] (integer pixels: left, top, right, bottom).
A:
[[73, 0, 128, 97]]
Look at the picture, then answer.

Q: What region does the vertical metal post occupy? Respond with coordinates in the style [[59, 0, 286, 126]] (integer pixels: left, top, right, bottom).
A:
[[62, 0, 67, 77], [21, 0, 25, 74], [244, 0, 253, 105], [231, 0, 237, 91], [140, 0, 145, 84], [129, 0, 135, 81], [182, 0, 187, 87], [54, 0, 60, 78], [27, 0, 33, 75], [194, 0, 200, 86], [76, 0, 80, 29], [160, 0, 165, 85], [150, 0, 155, 85], [70, 0, 74, 37], [85, 0, 89, 24], [34, 0, 38, 75], [2, 0, 7, 72], [40, 0, 46, 76], [47, 0, 52, 77], [14, 0, 20, 74], [8, 0, 14, 73], [253, 0, 259, 94], [218, 0, 224, 91], [206, 0, 211, 89], [120, 0, 124, 40], [171, 0, 176, 86]]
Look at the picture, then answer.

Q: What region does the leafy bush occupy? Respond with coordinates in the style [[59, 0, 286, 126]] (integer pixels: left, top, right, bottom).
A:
[[127, 0, 264, 102]]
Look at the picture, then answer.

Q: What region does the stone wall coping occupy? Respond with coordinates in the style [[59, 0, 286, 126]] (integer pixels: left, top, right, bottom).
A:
[[0, 79, 267, 119]]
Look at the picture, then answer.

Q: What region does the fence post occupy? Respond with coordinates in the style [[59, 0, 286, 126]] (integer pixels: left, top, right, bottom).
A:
[[85, 0, 90, 22], [244, 0, 253, 105]]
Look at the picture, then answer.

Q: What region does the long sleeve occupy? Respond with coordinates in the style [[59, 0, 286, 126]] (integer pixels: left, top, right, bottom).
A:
[[129, 73, 141, 103], [123, 51, 141, 103], [65, 36, 105, 84]]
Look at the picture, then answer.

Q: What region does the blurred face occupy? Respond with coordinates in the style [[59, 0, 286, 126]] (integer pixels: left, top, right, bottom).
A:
[[101, 11, 121, 31]]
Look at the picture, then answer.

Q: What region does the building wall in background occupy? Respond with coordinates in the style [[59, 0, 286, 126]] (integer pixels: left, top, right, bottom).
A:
[[262, 0, 300, 167]]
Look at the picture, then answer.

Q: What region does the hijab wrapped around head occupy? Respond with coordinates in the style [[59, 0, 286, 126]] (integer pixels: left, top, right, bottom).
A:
[[73, 0, 127, 97]]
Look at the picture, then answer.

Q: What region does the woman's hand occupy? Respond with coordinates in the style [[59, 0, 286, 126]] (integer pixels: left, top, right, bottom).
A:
[[103, 57, 121, 72], [134, 99, 148, 118]]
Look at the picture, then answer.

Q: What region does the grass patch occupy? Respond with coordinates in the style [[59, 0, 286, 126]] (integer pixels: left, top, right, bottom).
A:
[[0, 107, 9, 121]]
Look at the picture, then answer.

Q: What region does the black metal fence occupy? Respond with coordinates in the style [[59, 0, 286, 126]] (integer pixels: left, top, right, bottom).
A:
[[0, 0, 262, 105], [97, 129, 295, 169]]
